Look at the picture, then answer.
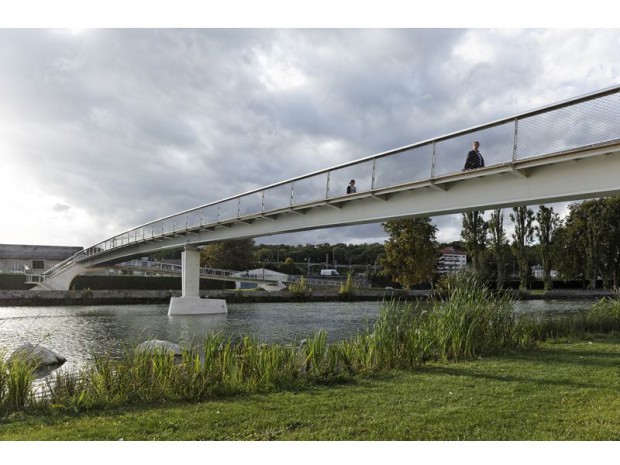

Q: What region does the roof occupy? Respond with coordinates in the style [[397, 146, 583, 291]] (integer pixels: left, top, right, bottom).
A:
[[439, 246, 466, 256], [0, 244, 83, 260], [231, 268, 289, 278]]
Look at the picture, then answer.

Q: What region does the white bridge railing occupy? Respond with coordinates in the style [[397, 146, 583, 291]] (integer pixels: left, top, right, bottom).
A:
[[40, 85, 620, 279]]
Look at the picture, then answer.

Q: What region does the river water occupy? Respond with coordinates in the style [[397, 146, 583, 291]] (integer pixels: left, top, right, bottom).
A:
[[0, 299, 595, 373]]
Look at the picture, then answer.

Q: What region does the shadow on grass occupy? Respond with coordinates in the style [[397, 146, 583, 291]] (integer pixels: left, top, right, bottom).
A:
[[413, 346, 618, 391]]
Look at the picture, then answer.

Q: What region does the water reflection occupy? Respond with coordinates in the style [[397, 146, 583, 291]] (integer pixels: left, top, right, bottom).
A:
[[0, 299, 595, 373]]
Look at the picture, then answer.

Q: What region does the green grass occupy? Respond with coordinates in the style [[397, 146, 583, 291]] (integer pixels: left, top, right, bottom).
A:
[[1, 336, 618, 440]]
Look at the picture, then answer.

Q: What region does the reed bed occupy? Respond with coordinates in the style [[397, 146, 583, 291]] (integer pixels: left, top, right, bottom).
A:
[[3, 271, 620, 416]]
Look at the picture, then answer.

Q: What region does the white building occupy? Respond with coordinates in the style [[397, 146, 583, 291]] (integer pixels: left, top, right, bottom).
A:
[[232, 268, 289, 290], [0, 244, 83, 275], [437, 247, 467, 274]]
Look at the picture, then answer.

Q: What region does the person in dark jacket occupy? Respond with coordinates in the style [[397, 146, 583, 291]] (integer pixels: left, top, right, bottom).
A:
[[464, 141, 485, 170], [347, 179, 357, 194]]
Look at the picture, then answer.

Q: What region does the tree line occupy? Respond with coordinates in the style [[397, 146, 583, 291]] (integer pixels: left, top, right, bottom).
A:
[[382, 196, 620, 291]]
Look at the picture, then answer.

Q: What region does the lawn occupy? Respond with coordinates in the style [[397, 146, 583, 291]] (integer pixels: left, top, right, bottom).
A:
[[1, 337, 618, 441]]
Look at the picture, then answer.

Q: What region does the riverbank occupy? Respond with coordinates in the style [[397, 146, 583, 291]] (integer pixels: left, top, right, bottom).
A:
[[2, 336, 618, 440], [0, 288, 613, 306]]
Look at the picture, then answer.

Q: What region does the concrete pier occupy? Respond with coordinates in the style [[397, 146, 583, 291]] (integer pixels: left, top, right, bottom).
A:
[[168, 246, 227, 315]]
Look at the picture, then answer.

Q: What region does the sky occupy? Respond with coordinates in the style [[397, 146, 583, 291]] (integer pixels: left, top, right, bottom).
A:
[[2, 3, 620, 249]]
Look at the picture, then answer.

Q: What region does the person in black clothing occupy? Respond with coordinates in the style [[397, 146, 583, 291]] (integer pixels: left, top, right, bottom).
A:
[[463, 141, 485, 170], [347, 179, 357, 194]]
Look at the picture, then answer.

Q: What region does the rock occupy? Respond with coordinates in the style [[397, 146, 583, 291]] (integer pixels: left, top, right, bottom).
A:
[[8, 343, 66, 369], [136, 340, 183, 356]]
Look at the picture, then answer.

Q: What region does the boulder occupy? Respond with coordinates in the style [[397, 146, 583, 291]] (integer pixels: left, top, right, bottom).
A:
[[136, 340, 183, 356], [8, 342, 66, 369]]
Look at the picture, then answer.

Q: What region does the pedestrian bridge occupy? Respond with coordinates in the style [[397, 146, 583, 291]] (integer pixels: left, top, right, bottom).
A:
[[31, 85, 620, 304]]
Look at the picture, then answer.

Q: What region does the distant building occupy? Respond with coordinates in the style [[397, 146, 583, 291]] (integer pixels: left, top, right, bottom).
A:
[[531, 264, 558, 279], [0, 244, 83, 275], [232, 268, 289, 290], [437, 247, 467, 274]]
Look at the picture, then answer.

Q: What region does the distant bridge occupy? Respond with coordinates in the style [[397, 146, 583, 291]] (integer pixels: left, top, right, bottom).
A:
[[112, 260, 345, 291]]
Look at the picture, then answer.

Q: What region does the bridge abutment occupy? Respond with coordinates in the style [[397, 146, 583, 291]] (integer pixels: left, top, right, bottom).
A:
[[168, 246, 227, 315]]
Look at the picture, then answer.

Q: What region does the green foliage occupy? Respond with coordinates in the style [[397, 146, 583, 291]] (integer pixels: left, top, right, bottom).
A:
[[381, 218, 438, 288], [510, 206, 535, 290], [488, 209, 509, 289], [255, 243, 385, 269], [288, 276, 311, 299], [200, 238, 257, 271], [273, 257, 304, 275], [0, 355, 35, 414], [461, 210, 488, 276], [554, 197, 620, 289], [535, 205, 561, 291], [338, 274, 357, 297]]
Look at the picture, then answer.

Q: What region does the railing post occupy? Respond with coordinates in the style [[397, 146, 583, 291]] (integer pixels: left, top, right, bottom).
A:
[[325, 171, 331, 198], [237, 197, 241, 218], [290, 183, 294, 206], [371, 158, 377, 190], [261, 190, 265, 213], [431, 141, 437, 178], [512, 118, 519, 162]]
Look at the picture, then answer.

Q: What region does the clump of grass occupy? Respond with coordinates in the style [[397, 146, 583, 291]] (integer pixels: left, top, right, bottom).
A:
[[353, 270, 535, 368], [0, 357, 36, 413], [526, 292, 620, 341], [288, 277, 312, 299], [427, 270, 534, 360], [338, 274, 357, 299], [586, 294, 620, 333]]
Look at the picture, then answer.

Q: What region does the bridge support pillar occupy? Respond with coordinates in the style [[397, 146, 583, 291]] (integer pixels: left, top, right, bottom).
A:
[[168, 246, 227, 315]]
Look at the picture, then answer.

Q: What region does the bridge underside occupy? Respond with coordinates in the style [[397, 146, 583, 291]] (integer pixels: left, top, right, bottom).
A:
[[82, 143, 620, 267]]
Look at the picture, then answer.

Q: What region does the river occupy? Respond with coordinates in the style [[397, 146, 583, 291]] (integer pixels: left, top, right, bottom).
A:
[[0, 299, 595, 373]]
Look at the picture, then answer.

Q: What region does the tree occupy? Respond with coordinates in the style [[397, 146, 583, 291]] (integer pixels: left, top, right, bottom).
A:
[[535, 205, 561, 291], [461, 211, 488, 276], [488, 209, 508, 289], [598, 197, 620, 288], [554, 204, 587, 287], [555, 197, 620, 289], [381, 218, 438, 288], [200, 238, 256, 271], [510, 205, 535, 290]]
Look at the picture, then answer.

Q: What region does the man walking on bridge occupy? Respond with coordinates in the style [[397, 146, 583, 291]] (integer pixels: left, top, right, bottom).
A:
[[464, 141, 485, 170]]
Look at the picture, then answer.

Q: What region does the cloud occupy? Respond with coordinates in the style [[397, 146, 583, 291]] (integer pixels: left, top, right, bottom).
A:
[[1, 28, 619, 247], [53, 203, 71, 213]]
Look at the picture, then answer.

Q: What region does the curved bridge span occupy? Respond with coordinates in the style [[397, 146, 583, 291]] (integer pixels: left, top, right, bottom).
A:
[[32, 85, 620, 304]]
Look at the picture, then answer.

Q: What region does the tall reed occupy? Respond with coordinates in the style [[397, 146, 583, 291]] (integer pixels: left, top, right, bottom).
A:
[[2, 358, 35, 412], [428, 270, 534, 360]]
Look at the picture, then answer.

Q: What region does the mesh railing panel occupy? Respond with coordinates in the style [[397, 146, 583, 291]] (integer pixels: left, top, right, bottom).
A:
[[373, 143, 433, 188], [516, 92, 620, 160]]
